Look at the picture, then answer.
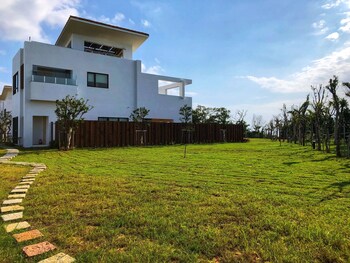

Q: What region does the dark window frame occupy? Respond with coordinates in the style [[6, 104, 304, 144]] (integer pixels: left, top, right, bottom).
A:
[[12, 72, 19, 95], [20, 64, 24, 90], [87, 72, 109, 89], [98, 117, 129, 122], [84, 41, 124, 58]]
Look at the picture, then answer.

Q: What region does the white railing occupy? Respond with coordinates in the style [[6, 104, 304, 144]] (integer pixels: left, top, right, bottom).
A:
[[32, 75, 77, 86]]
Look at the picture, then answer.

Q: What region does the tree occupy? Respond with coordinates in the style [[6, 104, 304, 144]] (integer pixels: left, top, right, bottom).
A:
[[179, 104, 192, 124], [343, 82, 350, 158], [0, 109, 12, 142], [192, 105, 210, 124], [252, 114, 263, 137], [274, 115, 282, 145], [310, 85, 327, 151], [326, 76, 341, 157], [130, 107, 150, 145], [280, 104, 290, 142], [130, 107, 150, 123], [213, 107, 231, 124], [179, 105, 193, 158], [234, 109, 249, 137], [289, 96, 309, 146], [55, 95, 92, 150]]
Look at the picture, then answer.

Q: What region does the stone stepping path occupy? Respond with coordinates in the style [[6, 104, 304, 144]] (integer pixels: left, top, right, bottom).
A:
[[1, 211, 23, 221], [5, 221, 31, 233], [39, 252, 76, 263], [13, 229, 44, 242], [1, 148, 75, 261], [8, 194, 26, 199], [23, 241, 56, 257], [3, 198, 23, 205], [1, 205, 24, 213]]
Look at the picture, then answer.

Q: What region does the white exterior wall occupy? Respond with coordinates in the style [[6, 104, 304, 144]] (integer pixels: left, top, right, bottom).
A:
[[12, 40, 191, 147], [136, 70, 192, 120]]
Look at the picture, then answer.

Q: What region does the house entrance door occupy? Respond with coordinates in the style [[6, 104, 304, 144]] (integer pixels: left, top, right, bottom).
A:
[[33, 116, 48, 145]]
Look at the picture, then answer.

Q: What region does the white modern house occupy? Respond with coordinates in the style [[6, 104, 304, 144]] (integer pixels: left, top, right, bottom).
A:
[[7, 16, 192, 147]]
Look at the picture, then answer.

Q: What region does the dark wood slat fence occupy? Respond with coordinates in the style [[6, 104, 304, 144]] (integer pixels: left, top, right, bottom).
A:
[[56, 121, 243, 148]]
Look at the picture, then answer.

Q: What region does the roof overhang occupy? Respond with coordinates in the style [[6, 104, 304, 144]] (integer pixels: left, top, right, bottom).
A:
[[56, 16, 149, 52], [0, 85, 12, 100]]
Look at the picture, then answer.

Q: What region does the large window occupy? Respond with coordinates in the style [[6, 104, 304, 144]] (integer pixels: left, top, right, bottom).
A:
[[32, 65, 75, 86], [87, 72, 109, 88], [84, 41, 124, 58], [33, 65, 71, 79], [12, 72, 18, 95]]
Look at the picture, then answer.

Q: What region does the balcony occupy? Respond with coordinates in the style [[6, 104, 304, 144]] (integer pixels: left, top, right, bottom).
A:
[[32, 75, 77, 86], [30, 76, 77, 102]]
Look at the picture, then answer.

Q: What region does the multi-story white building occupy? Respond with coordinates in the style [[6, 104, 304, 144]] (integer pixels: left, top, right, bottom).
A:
[[7, 16, 192, 147]]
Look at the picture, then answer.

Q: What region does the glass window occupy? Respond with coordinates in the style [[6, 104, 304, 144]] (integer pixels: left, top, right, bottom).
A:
[[12, 72, 18, 95], [84, 41, 124, 58], [87, 72, 95, 86], [87, 72, 109, 88]]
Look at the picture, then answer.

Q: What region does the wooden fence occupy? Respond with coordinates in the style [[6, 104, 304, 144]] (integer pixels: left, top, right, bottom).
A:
[[56, 121, 244, 148]]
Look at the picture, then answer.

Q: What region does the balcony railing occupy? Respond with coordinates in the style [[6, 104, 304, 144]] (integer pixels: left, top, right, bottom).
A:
[[32, 75, 77, 86]]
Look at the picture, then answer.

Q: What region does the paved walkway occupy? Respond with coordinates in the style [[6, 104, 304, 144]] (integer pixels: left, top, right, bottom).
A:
[[1, 148, 75, 262]]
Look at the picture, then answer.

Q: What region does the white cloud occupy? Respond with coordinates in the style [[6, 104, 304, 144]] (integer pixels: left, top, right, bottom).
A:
[[312, 20, 329, 35], [244, 43, 350, 93], [131, 1, 162, 15], [325, 32, 340, 40], [0, 0, 80, 42], [141, 63, 164, 74], [340, 17, 350, 32], [112, 13, 125, 24], [129, 18, 135, 25], [0, 67, 8, 73], [245, 76, 302, 93], [89, 12, 126, 26], [322, 0, 342, 9], [141, 19, 151, 28]]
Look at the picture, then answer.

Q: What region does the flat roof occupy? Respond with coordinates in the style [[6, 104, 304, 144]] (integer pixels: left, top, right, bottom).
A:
[[56, 16, 149, 52]]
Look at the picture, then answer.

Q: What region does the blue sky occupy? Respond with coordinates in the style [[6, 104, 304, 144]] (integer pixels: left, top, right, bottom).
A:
[[1, 0, 350, 125]]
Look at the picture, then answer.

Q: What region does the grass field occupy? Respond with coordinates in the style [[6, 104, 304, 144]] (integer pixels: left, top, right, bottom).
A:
[[1, 139, 350, 262]]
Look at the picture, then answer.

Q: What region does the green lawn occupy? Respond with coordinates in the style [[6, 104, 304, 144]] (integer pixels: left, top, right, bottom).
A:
[[1, 139, 350, 262]]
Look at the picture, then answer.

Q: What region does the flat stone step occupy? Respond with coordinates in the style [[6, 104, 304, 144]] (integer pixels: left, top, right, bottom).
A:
[[3, 199, 23, 205], [13, 229, 43, 242], [8, 194, 26, 199], [1, 205, 24, 213], [5, 221, 31, 233], [21, 179, 35, 182], [23, 175, 36, 179], [1, 212, 23, 221], [19, 181, 33, 185], [11, 189, 28, 193], [15, 185, 30, 189], [38, 252, 75, 263], [23, 241, 56, 257]]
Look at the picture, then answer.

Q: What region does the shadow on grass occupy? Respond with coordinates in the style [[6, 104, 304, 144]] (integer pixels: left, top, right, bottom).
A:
[[311, 155, 336, 162], [319, 180, 350, 203], [283, 161, 300, 166]]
